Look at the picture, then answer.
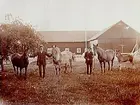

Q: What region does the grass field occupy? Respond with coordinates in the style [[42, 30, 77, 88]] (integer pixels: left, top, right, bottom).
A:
[[1, 61, 140, 105]]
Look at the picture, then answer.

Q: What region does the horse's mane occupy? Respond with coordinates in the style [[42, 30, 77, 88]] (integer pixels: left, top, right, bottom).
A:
[[11, 52, 27, 60], [97, 47, 105, 57], [52, 47, 61, 61]]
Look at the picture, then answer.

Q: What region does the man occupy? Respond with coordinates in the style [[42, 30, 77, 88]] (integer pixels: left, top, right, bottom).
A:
[[34, 45, 51, 78], [84, 47, 94, 75]]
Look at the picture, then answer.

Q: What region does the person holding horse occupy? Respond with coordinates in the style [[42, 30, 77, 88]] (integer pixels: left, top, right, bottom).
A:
[[84, 47, 94, 75], [33, 45, 52, 78]]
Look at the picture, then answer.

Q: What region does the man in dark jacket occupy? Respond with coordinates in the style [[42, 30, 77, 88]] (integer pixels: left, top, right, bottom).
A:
[[34, 45, 51, 78], [84, 47, 94, 74]]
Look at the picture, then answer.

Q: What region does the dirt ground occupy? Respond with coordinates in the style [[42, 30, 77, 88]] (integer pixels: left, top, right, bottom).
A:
[[1, 60, 140, 105]]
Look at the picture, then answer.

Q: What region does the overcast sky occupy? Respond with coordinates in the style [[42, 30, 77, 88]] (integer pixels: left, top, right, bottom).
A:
[[0, 0, 140, 31]]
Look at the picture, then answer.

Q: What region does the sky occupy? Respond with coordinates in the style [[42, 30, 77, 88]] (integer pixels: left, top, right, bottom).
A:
[[0, 0, 140, 31]]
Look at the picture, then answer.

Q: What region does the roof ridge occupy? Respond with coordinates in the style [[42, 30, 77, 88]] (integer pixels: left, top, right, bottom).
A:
[[88, 20, 136, 41]]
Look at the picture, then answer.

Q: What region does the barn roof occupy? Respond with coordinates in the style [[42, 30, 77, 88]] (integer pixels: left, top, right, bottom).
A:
[[88, 20, 139, 41], [39, 31, 99, 42]]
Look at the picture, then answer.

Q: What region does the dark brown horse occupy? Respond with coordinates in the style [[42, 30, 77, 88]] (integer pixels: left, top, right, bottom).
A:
[[11, 51, 29, 79]]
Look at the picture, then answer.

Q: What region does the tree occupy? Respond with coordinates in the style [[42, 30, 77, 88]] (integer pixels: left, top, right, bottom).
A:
[[0, 17, 45, 53], [0, 15, 46, 71]]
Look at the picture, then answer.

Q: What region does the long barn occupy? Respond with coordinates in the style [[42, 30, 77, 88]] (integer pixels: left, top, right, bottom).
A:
[[39, 31, 98, 54]]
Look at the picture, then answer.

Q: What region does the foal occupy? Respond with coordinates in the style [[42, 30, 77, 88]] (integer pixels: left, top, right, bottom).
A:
[[115, 50, 134, 70]]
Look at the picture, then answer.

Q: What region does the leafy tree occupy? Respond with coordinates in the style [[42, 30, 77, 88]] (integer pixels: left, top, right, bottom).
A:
[[0, 15, 47, 71], [0, 18, 45, 54]]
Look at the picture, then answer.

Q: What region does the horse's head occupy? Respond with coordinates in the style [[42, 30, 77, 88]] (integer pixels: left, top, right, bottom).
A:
[[22, 48, 29, 64], [115, 49, 121, 57], [52, 47, 61, 61], [93, 44, 99, 56]]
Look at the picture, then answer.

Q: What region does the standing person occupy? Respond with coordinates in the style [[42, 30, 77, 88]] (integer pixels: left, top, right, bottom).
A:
[[33, 45, 51, 78], [84, 47, 94, 75]]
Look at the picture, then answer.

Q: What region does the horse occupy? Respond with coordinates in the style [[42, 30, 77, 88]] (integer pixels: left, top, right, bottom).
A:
[[61, 50, 75, 72], [115, 49, 134, 70], [51, 47, 74, 75], [11, 50, 29, 79], [93, 44, 115, 73]]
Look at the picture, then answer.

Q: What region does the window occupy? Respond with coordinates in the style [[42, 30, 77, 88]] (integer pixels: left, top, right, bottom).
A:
[[77, 48, 81, 53], [65, 48, 69, 51], [47, 48, 52, 53]]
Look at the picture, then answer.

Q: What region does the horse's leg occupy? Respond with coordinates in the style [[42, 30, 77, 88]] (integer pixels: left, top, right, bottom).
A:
[[55, 65, 61, 75], [119, 63, 122, 70], [111, 59, 114, 71], [55, 67, 57, 75], [20, 68, 22, 77], [0, 64, 4, 72], [17, 67, 18, 75], [13, 65, 16, 72], [55, 65, 58, 75], [109, 61, 112, 71], [58, 66, 61, 75], [0, 64, 3, 71], [103, 62, 105, 73], [107, 61, 110, 71], [70, 60, 72, 72], [99, 61, 103, 73], [64, 63, 67, 73], [130, 60, 135, 69]]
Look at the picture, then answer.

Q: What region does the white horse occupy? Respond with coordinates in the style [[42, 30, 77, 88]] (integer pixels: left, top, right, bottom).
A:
[[61, 50, 74, 71], [51, 47, 74, 75]]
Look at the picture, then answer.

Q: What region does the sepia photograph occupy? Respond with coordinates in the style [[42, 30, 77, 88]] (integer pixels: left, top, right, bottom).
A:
[[0, 0, 140, 105]]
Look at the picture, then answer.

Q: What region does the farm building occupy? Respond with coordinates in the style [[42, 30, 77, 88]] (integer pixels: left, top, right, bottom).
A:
[[39, 20, 139, 54], [89, 20, 140, 53], [39, 31, 98, 54]]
